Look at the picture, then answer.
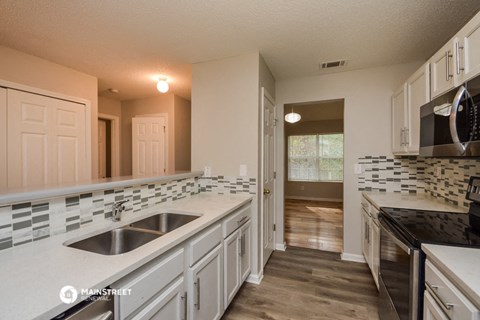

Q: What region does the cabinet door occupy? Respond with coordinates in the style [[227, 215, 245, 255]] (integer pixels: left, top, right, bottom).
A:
[[371, 220, 380, 289], [224, 230, 240, 307], [6, 89, 89, 188], [0, 88, 6, 189], [430, 41, 455, 99], [392, 84, 407, 154], [131, 277, 187, 320], [240, 221, 251, 283], [424, 291, 449, 320], [406, 63, 430, 154], [458, 12, 480, 82], [190, 244, 223, 320], [361, 208, 371, 267]]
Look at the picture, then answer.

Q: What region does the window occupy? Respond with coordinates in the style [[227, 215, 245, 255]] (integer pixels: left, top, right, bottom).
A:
[[288, 134, 343, 182]]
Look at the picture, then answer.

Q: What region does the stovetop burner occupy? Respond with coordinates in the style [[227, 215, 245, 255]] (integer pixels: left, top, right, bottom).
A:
[[380, 207, 480, 248]]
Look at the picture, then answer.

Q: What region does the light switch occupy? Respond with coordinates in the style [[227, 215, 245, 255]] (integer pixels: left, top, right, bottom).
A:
[[204, 166, 212, 177], [354, 164, 363, 175], [239, 164, 247, 177]]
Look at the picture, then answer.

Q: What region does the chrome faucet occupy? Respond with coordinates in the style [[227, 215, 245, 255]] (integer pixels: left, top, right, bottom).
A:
[[111, 200, 129, 222]]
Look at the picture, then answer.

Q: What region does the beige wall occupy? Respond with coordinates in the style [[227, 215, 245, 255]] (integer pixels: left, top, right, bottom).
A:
[[99, 96, 122, 118], [285, 119, 344, 201], [275, 61, 422, 257], [192, 53, 259, 176], [174, 95, 191, 171], [121, 94, 175, 176], [0, 45, 99, 178]]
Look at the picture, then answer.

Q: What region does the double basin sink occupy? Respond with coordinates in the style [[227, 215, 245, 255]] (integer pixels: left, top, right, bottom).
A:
[[67, 213, 200, 255]]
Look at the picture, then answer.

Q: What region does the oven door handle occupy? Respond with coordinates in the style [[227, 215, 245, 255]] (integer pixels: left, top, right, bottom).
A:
[[380, 220, 412, 255]]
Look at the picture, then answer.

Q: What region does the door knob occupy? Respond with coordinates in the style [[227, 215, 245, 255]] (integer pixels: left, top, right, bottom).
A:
[[264, 188, 271, 195]]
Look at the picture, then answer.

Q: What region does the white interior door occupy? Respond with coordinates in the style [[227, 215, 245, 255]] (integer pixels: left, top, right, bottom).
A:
[[98, 119, 107, 179], [261, 88, 276, 267], [7, 89, 88, 188], [132, 116, 167, 177]]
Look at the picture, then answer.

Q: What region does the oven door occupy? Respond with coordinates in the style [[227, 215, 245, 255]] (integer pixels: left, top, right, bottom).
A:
[[379, 217, 421, 320]]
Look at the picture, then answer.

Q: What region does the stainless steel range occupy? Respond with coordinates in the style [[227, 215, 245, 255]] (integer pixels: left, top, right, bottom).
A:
[[378, 198, 480, 320]]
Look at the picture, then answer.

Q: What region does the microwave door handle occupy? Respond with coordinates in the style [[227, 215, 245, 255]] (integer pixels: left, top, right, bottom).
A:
[[450, 86, 468, 154]]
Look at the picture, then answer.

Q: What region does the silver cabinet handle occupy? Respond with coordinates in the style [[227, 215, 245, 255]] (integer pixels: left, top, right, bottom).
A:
[[404, 128, 409, 145], [446, 51, 453, 81], [237, 216, 249, 225], [426, 281, 454, 310], [455, 41, 464, 75], [241, 234, 246, 256], [238, 237, 242, 257], [400, 128, 405, 146], [98, 311, 113, 320], [181, 292, 187, 320], [194, 277, 201, 310]]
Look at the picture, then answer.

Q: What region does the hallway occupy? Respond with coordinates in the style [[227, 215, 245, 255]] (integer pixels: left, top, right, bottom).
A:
[[284, 199, 343, 252]]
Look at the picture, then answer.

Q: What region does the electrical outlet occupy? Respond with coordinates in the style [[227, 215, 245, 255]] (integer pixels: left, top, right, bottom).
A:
[[239, 164, 247, 177], [435, 167, 442, 177], [204, 166, 212, 177]]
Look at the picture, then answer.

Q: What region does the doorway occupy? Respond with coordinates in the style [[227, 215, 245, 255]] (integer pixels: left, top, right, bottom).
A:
[[98, 113, 120, 179], [283, 99, 344, 253]]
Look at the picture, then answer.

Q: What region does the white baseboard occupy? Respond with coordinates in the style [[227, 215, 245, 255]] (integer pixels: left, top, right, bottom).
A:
[[285, 196, 343, 202], [341, 253, 366, 263], [275, 242, 286, 251], [246, 271, 264, 285]]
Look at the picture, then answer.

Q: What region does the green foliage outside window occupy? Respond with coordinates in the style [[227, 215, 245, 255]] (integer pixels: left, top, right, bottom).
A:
[[288, 134, 343, 182]]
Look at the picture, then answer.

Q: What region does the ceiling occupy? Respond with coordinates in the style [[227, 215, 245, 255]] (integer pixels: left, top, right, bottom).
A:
[[286, 100, 344, 121], [1, 1, 479, 101]]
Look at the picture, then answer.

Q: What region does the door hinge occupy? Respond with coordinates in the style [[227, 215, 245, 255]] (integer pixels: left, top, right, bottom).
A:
[[163, 126, 166, 132], [273, 224, 276, 231], [273, 118, 278, 127], [273, 171, 276, 179]]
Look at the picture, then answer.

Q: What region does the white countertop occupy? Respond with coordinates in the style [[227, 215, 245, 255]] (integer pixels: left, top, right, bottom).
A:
[[362, 191, 467, 213], [0, 171, 203, 205], [0, 193, 252, 320], [422, 244, 480, 308]]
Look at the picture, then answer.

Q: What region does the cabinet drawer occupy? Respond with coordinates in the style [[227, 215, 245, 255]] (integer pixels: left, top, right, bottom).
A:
[[188, 223, 222, 267], [223, 204, 251, 238], [113, 248, 184, 319], [425, 260, 480, 320]]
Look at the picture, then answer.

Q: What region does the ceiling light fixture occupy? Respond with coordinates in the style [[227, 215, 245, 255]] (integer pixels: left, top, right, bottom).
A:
[[285, 107, 301, 123], [156, 78, 169, 93]]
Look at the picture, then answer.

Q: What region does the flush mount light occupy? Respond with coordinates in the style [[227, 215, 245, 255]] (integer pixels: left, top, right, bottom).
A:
[[156, 79, 169, 93], [285, 107, 301, 123]]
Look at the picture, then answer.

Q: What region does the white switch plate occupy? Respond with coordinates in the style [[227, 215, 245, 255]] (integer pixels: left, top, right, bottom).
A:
[[239, 164, 247, 177], [354, 164, 363, 175], [204, 166, 212, 177], [435, 167, 442, 177]]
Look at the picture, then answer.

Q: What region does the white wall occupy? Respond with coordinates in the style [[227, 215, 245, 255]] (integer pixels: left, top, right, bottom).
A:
[[192, 53, 259, 176], [275, 61, 422, 257]]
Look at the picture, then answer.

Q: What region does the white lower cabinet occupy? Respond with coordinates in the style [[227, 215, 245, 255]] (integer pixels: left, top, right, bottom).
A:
[[361, 207, 371, 268], [240, 221, 251, 283], [424, 259, 480, 320], [189, 244, 223, 320], [112, 248, 186, 320], [361, 196, 380, 290], [370, 217, 380, 289]]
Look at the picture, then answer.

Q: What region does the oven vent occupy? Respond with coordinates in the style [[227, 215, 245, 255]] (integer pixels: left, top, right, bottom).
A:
[[320, 60, 347, 69]]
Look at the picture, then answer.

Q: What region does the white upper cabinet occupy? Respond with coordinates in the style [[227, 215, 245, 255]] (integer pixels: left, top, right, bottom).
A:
[[392, 62, 429, 155], [405, 63, 430, 153], [457, 12, 480, 83], [392, 84, 407, 154], [429, 40, 456, 99]]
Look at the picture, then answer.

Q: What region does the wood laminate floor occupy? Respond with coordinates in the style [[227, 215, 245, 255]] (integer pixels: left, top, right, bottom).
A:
[[222, 247, 379, 320], [285, 199, 343, 252]]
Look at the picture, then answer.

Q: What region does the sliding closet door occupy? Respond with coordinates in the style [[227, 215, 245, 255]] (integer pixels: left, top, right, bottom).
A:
[[7, 89, 88, 188]]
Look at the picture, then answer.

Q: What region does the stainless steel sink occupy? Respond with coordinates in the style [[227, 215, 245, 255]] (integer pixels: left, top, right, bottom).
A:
[[66, 213, 200, 255], [128, 213, 200, 233], [68, 227, 161, 255]]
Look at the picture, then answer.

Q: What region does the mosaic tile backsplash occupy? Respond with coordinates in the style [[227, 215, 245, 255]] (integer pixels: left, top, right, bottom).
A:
[[358, 156, 480, 208], [0, 175, 257, 252]]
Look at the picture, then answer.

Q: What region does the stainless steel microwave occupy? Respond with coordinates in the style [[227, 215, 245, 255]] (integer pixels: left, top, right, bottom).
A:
[[420, 75, 480, 157]]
